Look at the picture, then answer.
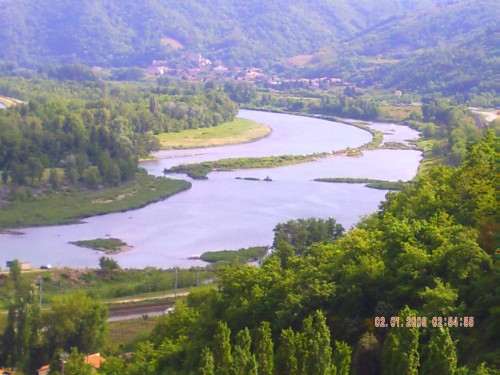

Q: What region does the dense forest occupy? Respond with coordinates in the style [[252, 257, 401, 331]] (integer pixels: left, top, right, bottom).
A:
[[2, 132, 495, 373], [277, 0, 498, 103], [0, 74, 237, 189], [0, 0, 454, 68]]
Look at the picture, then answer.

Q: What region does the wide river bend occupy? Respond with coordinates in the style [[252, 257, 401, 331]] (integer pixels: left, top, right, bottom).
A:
[[0, 110, 421, 268]]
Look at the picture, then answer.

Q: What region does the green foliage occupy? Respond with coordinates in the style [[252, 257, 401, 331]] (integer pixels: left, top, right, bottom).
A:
[[0, 76, 237, 191], [73, 238, 127, 253], [420, 328, 457, 375], [62, 347, 94, 375], [31, 132, 494, 375], [43, 291, 108, 356], [273, 217, 344, 256], [275, 328, 299, 375], [233, 328, 258, 375], [213, 321, 233, 375], [315, 177, 404, 190], [0, 285, 42, 374], [198, 348, 215, 375], [299, 311, 332, 375], [200, 246, 267, 264], [99, 256, 120, 272], [0, 172, 191, 228], [332, 341, 351, 375], [254, 321, 274, 375], [168, 153, 325, 179], [382, 307, 420, 375], [352, 333, 381, 375], [0, 0, 442, 68]]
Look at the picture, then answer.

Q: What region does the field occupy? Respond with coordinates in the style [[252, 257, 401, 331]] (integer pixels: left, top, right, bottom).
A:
[[156, 118, 270, 149], [0, 171, 190, 228]]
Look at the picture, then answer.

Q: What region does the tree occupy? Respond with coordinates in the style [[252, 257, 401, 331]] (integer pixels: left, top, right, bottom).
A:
[[352, 333, 381, 375], [275, 328, 299, 375], [332, 341, 351, 375], [254, 321, 274, 375], [99, 256, 120, 272], [420, 328, 457, 375], [43, 291, 108, 357], [233, 328, 257, 375], [382, 307, 420, 375], [49, 168, 61, 189], [82, 166, 101, 189], [63, 347, 94, 375], [299, 311, 332, 375], [1, 284, 42, 374], [213, 321, 232, 375], [198, 348, 215, 375]]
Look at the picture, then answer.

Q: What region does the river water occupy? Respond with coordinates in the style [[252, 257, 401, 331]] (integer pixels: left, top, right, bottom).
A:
[[0, 110, 421, 269]]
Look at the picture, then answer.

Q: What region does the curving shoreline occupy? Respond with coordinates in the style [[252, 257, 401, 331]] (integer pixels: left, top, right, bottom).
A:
[[0, 110, 421, 269]]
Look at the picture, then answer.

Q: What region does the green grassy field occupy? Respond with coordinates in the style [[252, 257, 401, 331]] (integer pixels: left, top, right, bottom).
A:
[[0, 171, 190, 228], [108, 318, 158, 349], [156, 118, 270, 149]]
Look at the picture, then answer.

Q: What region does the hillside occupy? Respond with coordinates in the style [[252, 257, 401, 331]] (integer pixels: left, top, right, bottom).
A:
[[299, 0, 498, 99], [0, 0, 446, 68]]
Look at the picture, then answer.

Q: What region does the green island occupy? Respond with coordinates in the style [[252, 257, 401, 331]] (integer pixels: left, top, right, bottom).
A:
[[167, 153, 326, 179], [197, 246, 268, 264], [0, 172, 190, 228], [314, 177, 404, 190], [70, 238, 131, 254], [156, 118, 270, 149]]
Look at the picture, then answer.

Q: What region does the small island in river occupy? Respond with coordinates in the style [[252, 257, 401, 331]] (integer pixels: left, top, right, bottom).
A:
[[70, 238, 132, 254]]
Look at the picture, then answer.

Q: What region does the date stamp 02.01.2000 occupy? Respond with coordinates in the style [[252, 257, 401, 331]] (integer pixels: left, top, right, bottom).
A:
[[374, 316, 474, 328]]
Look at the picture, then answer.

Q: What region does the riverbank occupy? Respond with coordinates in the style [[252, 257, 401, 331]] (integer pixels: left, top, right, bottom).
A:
[[314, 177, 404, 190], [0, 171, 191, 229], [156, 118, 271, 149]]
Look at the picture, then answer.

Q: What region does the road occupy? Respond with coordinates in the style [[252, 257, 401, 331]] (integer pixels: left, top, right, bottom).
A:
[[107, 291, 189, 322]]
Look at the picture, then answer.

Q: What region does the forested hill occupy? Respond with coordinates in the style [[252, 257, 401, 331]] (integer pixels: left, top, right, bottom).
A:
[[302, 0, 498, 98], [0, 0, 446, 67]]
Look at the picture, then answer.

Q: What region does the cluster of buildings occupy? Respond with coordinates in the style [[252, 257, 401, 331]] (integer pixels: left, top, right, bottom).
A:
[[145, 54, 346, 90]]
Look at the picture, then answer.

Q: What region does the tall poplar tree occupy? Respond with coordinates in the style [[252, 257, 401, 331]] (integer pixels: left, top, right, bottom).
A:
[[382, 307, 420, 375], [332, 340, 351, 375], [233, 327, 257, 375], [301, 310, 333, 375], [421, 327, 457, 375], [213, 321, 232, 375], [254, 321, 274, 375], [275, 328, 299, 375], [198, 348, 215, 375]]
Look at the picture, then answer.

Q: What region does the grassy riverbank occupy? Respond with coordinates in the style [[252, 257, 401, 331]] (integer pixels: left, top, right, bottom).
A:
[[0, 171, 191, 228], [315, 177, 404, 190], [156, 118, 270, 149], [167, 153, 326, 179]]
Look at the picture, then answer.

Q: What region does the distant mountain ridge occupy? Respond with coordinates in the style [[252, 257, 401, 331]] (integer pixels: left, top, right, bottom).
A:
[[0, 0, 450, 67]]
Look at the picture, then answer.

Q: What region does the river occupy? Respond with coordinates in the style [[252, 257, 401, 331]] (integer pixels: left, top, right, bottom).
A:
[[0, 110, 421, 269]]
